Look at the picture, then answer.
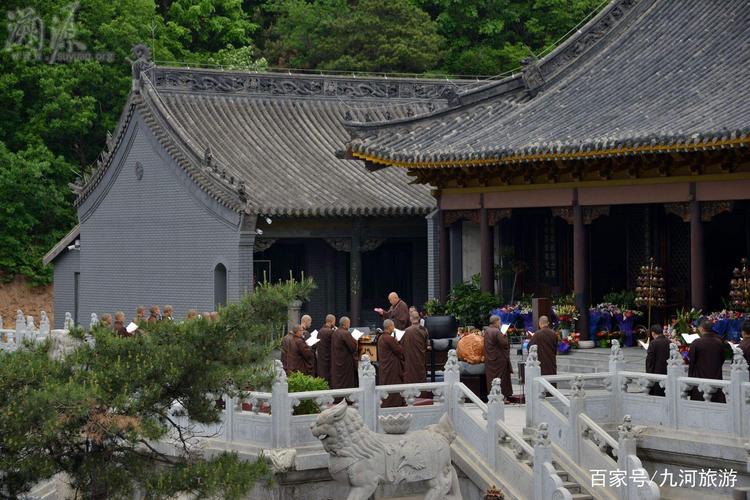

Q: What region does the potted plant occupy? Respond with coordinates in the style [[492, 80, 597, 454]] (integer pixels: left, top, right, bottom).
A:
[[444, 275, 500, 329], [554, 304, 578, 337]]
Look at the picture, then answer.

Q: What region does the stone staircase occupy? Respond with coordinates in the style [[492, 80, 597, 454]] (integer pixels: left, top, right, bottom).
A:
[[516, 434, 596, 500]]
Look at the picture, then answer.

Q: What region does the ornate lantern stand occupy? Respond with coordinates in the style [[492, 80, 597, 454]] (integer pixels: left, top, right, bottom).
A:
[[635, 257, 666, 328], [730, 258, 750, 312]]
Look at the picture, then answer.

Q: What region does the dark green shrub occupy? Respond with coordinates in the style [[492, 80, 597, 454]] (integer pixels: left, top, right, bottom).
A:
[[287, 371, 329, 415]]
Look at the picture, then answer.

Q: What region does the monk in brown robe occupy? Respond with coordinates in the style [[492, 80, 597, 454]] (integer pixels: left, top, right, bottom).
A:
[[284, 324, 315, 376], [280, 329, 294, 372], [316, 314, 336, 385], [378, 319, 405, 407], [484, 315, 513, 400], [740, 321, 750, 374], [645, 324, 671, 396], [402, 310, 428, 384], [688, 320, 726, 402], [330, 316, 358, 389], [300, 314, 315, 373], [375, 292, 410, 330], [113, 311, 129, 337], [529, 316, 558, 376], [147, 305, 160, 324]]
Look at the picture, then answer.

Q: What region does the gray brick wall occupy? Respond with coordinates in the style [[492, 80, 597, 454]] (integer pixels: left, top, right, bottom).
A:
[[426, 209, 439, 300], [75, 114, 243, 321], [52, 247, 80, 328]]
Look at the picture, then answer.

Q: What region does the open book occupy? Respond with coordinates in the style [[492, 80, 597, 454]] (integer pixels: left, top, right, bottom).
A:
[[351, 328, 365, 341], [309, 329, 318, 339], [306, 336, 320, 347], [681, 333, 700, 345], [126, 322, 138, 334], [500, 324, 510, 335], [638, 339, 649, 350], [394, 329, 406, 342]]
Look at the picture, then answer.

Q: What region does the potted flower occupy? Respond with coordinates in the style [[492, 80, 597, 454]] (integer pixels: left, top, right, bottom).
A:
[[554, 304, 578, 337]]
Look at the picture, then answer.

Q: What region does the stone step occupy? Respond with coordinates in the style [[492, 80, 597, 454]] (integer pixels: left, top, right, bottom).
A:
[[561, 481, 582, 493], [570, 494, 594, 500]]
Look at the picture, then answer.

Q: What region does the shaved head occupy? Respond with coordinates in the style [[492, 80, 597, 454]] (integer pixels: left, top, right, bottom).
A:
[[539, 316, 549, 328], [340, 316, 351, 328], [410, 310, 420, 324], [388, 292, 399, 305], [325, 314, 336, 326]]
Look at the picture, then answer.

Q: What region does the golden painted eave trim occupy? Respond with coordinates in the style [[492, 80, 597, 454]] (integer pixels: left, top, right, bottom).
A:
[[351, 136, 750, 169], [438, 172, 750, 195]]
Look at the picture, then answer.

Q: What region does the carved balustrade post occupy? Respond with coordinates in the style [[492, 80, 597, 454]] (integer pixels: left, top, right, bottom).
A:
[[271, 360, 290, 448], [666, 344, 686, 430], [617, 416, 635, 500], [609, 340, 624, 423], [525, 345, 542, 429], [486, 379, 505, 470], [15, 310, 25, 344], [730, 347, 749, 437], [444, 349, 461, 425], [533, 423, 551, 499], [224, 395, 236, 442], [569, 376, 585, 463], [358, 354, 377, 431]]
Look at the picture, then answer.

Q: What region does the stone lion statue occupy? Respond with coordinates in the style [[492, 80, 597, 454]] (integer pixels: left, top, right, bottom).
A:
[[311, 401, 462, 500]]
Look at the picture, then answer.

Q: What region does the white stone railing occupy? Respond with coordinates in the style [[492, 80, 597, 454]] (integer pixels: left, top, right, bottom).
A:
[[525, 338, 750, 498]]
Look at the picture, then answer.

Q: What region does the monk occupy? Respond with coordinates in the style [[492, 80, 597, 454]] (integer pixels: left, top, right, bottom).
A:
[[316, 314, 336, 385], [375, 292, 410, 330], [688, 320, 726, 402], [162, 305, 174, 321], [529, 316, 558, 376], [283, 324, 315, 376], [301, 314, 313, 339], [280, 328, 294, 372], [100, 313, 113, 328], [113, 311, 129, 337], [147, 305, 160, 324], [330, 316, 358, 389], [402, 310, 428, 384], [186, 309, 198, 321], [739, 320, 750, 374], [134, 306, 146, 324], [645, 324, 670, 396], [484, 315, 513, 401], [378, 319, 405, 407]]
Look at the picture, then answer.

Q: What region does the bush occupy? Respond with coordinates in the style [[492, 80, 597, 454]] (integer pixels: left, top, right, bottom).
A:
[[287, 371, 329, 415], [445, 275, 499, 327]]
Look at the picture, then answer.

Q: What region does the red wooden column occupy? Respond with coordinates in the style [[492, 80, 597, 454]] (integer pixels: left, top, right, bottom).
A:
[[690, 189, 705, 310], [480, 204, 494, 294], [574, 198, 590, 341]]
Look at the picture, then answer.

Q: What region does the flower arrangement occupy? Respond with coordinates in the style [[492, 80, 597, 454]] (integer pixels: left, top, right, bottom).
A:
[[554, 304, 578, 330], [558, 332, 580, 354], [707, 309, 744, 321]]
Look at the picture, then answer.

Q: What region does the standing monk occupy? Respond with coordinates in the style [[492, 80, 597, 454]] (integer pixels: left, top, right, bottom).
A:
[[316, 314, 336, 385], [375, 292, 410, 330], [281, 328, 294, 373], [147, 305, 160, 324], [484, 315, 513, 401], [378, 319, 405, 407], [301, 315, 313, 339], [284, 325, 315, 376], [330, 317, 358, 389], [688, 320, 726, 402], [529, 316, 557, 376], [113, 311, 129, 337], [645, 324, 670, 396], [402, 310, 428, 384]]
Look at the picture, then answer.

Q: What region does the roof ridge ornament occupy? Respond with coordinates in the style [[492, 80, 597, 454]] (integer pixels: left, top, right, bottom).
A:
[[520, 55, 544, 95], [129, 44, 154, 92]]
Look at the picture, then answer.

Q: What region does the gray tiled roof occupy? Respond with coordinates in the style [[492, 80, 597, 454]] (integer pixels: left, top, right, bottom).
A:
[[78, 67, 474, 216], [347, 0, 750, 168]]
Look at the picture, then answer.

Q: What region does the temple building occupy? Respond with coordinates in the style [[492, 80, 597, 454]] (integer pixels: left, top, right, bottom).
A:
[[43, 49, 465, 327], [345, 0, 750, 338]]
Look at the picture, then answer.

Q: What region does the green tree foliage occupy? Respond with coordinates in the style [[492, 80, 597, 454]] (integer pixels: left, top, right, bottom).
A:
[[417, 0, 604, 75], [444, 275, 500, 327], [0, 0, 602, 286], [265, 0, 444, 73], [0, 281, 318, 498]]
